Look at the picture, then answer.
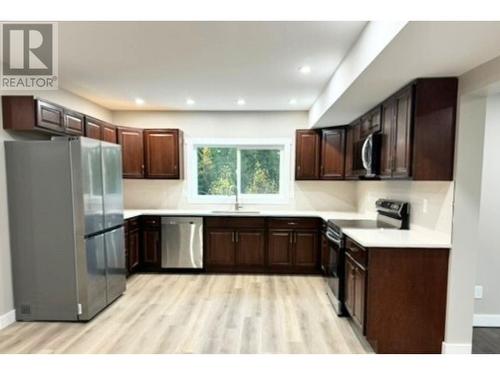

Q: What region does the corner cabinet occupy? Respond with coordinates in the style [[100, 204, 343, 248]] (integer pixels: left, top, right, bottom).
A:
[[144, 129, 183, 179], [343, 236, 450, 354], [140, 216, 161, 271], [379, 78, 458, 181], [117, 127, 145, 178], [295, 130, 320, 180]]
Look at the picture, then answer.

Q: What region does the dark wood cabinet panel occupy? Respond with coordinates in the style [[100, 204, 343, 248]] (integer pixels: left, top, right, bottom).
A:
[[102, 124, 117, 144], [206, 229, 235, 267], [380, 99, 396, 178], [365, 248, 449, 354], [295, 130, 320, 180], [117, 127, 144, 178], [63, 110, 84, 135], [344, 125, 354, 179], [344, 256, 355, 317], [128, 228, 140, 273], [294, 230, 318, 269], [84, 117, 102, 140], [268, 230, 293, 267], [320, 232, 329, 275], [360, 107, 382, 138], [235, 230, 265, 267], [141, 228, 161, 270], [36, 100, 65, 133], [320, 128, 345, 179], [353, 265, 366, 330], [393, 87, 413, 178], [144, 129, 182, 179]]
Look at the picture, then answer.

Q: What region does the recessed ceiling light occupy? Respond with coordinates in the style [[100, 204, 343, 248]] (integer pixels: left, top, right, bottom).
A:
[[299, 65, 311, 74], [186, 98, 195, 105], [135, 98, 145, 105], [289, 98, 298, 105], [237, 98, 246, 106]]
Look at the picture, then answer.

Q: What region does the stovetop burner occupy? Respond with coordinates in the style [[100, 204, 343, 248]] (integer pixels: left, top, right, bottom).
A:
[[327, 219, 399, 231]]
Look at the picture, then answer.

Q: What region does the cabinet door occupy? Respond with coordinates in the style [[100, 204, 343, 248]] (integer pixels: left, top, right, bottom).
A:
[[353, 265, 366, 331], [235, 230, 265, 267], [268, 230, 293, 267], [144, 129, 180, 178], [380, 99, 396, 178], [117, 128, 144, 178], [102, 124, 117, 144], [344, 256, 356, 317], [344, 126, 354, 178], [295, 130, 320, 180], [320, 128, 345, 179], [85, 117, 102, 140], [64, 110, 84, 135], [206, 229, 235, 267], [294, 230, 318, 269], [36, 100, 64, 133], [142, 228, 161, 269], [393, 87, 413, 178], [128, 229, 140, 272]]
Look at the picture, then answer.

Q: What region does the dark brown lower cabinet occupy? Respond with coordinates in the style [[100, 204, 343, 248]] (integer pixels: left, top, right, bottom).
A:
[[344, 236, 450, 354], [267, 230, 293, 268], [205, 217, 320, 274], [235, 230, 266, 267], [141, 216, 161, 271], [206, 229, 235, 267], [124, 217, 140, 276]]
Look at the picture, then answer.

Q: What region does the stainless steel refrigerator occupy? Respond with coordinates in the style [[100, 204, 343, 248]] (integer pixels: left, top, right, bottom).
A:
[[5, 137, 126, 322]]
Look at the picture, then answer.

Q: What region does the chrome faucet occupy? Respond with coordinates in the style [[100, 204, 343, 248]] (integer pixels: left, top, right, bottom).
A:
[[234, 189, 242, 211]]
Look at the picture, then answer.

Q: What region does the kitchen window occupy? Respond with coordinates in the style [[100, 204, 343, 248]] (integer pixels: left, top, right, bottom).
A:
[[187, 138, 291, 204]]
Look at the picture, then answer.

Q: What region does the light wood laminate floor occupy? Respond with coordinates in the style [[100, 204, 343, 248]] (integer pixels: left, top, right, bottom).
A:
[[0, 274, 369, 354]]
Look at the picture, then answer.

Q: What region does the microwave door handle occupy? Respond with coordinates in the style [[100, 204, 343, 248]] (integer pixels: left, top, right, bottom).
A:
[[361, 134, 372, 172]]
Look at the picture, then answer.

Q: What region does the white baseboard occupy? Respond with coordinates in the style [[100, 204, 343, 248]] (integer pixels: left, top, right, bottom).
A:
[[0, 309, 16, 330], [442, 342, 472, 354], [473, 314, 500, 327]]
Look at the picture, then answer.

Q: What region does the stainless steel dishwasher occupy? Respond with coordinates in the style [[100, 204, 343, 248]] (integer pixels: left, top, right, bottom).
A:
[[161, 217, 203, 269]]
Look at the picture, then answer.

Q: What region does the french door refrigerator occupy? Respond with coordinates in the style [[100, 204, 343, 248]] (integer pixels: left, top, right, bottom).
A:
[[5, 137, 126, 321]]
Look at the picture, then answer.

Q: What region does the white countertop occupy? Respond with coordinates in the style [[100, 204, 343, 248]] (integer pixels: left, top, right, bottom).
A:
[[123, 209, 451, 249]]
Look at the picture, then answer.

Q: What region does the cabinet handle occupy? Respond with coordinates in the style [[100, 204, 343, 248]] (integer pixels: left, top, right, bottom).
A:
[[232, 232, 235, 242]]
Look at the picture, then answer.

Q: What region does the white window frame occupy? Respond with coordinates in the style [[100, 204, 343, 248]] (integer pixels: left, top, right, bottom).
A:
[[187, 138, 292, 204]]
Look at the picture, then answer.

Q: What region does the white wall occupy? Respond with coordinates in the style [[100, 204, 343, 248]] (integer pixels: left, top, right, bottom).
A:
[[0, 89, 111, 318], [113, 110, 359, 212], [475, 94, 500, 317], [356, 181, 454, 234]]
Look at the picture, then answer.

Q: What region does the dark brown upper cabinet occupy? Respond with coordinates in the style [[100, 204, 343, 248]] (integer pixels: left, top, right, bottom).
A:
[[101, 123, 117, 144], [320, 127, 345, 180], [345, 120, 365, 179], [63, 110, 84, 135], [117, 127, 145, 179], [360, 106, 382, 139], [144, 129, 183, 179], [380, 78, 457, 181], [84, 116, 104, 140], [2, 96, 82, 136], [295, 130, 320, 180]]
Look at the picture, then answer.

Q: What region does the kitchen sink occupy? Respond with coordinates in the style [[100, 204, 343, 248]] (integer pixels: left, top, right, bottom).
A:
[[210, 210, 261, 215]]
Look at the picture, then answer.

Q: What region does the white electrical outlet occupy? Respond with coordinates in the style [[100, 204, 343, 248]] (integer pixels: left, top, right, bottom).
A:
[[475, 285, 483, 299]]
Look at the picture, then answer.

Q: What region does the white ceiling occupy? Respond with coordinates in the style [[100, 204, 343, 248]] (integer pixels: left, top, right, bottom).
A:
[[58, 21, 367, 111], [312, 21, 500, 127]]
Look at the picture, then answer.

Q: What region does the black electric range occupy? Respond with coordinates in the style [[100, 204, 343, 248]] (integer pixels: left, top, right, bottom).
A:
[[323, 199, 409, 316]]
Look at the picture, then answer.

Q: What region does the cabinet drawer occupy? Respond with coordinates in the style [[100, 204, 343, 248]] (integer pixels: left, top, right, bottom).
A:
[[345, 238, 367, 269], [64, 110, 84, 135], [205, 217, 265, 228], [126, 217, 140, 231], [141, 216, 160, 227], [268, 217, 320, 229]]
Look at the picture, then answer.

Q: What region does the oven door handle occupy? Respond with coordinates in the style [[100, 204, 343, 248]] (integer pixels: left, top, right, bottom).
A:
[[326, 232, 343, 247]]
